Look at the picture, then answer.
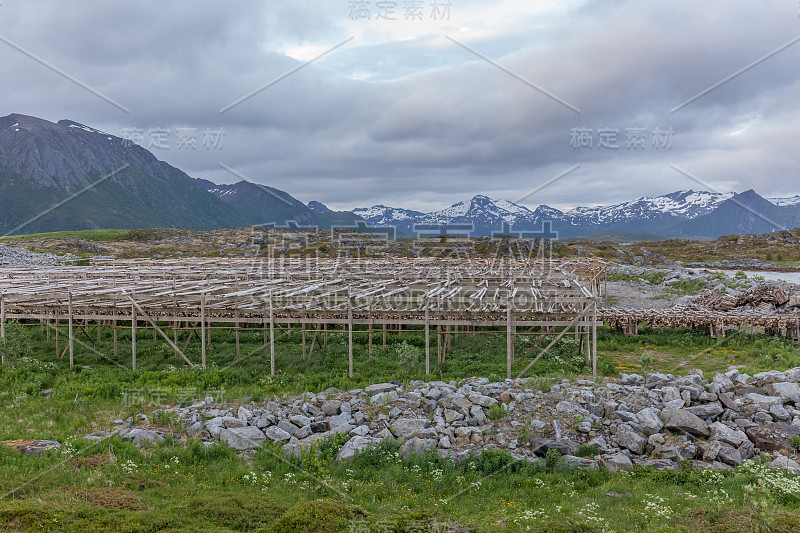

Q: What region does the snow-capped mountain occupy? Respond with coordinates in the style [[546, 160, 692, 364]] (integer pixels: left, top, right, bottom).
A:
[[352, 205, 426, 234], [352, 190, 800, 238], [768, 195, 800, 207], [564, 190, 732, 226]]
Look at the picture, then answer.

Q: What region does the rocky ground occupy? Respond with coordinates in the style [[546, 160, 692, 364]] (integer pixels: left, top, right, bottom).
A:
[[0, 244, 77, 266], [605, 264, 800, 312], [56, 368, 800, 476]]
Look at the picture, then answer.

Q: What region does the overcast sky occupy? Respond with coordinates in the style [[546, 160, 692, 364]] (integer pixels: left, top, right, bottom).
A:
[[2, 0, 799, 212]]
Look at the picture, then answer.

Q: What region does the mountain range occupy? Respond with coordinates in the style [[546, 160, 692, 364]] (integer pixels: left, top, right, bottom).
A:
[[0, 113, 360, 235], [0, 113, 798, 240], [351, 190, 800, 239]]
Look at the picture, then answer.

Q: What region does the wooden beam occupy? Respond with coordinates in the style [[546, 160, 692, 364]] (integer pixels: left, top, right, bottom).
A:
[[0, 292, 5, 365], [131, 295, 136, 371], [68, 290, 74, 370], [424, 299, 430, 375], [592, 301, 597, 380], [200, 293, 206, 370], [269, 294, 275, 377], [348, 294, 354, 379], [127, 296, 195, 368], [506, 305, 513, 379], [515, 306, 593, 380], [235, 307, 241, 360]]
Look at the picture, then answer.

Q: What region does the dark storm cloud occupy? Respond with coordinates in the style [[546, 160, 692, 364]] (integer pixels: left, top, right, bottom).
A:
[[1, 0, 798, 212]]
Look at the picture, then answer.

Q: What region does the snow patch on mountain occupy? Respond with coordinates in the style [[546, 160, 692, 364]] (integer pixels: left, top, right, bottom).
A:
[[352, 205, 424, 224], [768, 195, 800, 207], [565, 190, 732, 224]]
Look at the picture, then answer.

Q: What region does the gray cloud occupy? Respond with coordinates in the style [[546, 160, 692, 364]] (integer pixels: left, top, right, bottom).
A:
[[1, 0, 798, 212]]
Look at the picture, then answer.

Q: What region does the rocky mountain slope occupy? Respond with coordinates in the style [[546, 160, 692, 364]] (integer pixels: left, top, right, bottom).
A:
[[0, 114, 250, 235], [198, 180, 365, 229], [671, 190, 800, 239]]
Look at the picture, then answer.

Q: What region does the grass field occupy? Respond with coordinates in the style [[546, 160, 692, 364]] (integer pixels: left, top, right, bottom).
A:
[[0, 229, 134, 243], [2, 323, 800, 531]]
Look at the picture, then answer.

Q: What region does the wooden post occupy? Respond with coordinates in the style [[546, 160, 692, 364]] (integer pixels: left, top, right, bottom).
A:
[[235, 307, 241, 360], [200, 294, 206, 370], [424, 298, 430, 375], [131, 295, 136, 371], [443, 324, 451, 362], [437, 325, 442, 365], [0, 292, 5, 366], [127, 298, 195, 368], [113, 310, 118, 359], [506, 305, 513, 379], [173, 307, 179, 359], [592, 302, 598, 380], [269, 293, 275, 377], [55, 318, 60, 359], [68, 290, 74, 369], [348, 292, 354, 379], [382, 322, 387, 348], [264, 306, 269, 348], [585, 311, 590, 366], [368, 304, 373, 361], [302, 316, 307, 360]]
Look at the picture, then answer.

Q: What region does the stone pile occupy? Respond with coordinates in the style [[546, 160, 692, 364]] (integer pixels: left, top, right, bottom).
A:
[[101, 368, 800, 474], [0, 244, 76, 266]]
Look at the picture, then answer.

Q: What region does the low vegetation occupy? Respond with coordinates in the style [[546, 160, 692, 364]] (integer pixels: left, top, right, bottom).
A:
[[3, 323, 800, 531]]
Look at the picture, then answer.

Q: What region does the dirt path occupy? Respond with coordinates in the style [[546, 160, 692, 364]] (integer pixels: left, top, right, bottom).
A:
[[602, 280, 679, 309]]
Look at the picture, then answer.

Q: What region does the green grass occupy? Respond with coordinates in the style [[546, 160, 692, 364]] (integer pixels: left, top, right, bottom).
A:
[[598, 325, 800, 376], [3, 323, 800, 530], [2, 437, 800, 531], [608, 270, 669, 285], [0, 229, 133, 242]]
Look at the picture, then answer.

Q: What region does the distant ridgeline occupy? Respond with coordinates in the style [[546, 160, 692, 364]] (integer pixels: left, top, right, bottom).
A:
[[0, 113, 798, 238]]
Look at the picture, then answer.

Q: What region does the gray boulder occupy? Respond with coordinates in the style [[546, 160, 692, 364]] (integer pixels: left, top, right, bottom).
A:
[[398, 437, 437, 458], [336, 436, 383, 461], [716, 445, 743, 466], [468, 393, 498, 408], [321, 400, 342, 416], [392, 418, 431, 439], [562, 455, 599, 469], [289, 414, 312, 428], [616, 425, 646, 455], [277, 420, 299, 436], [747, 394, 783, 407], [600, 453, 632, 472], [771, 454, 800, 473], [329, 413, 351, 429], [712, 373, 734, 392], [636, 407, 663, 435], [370, 391, 399, 405], [752, 370, 787, 386], [364, 383, 398, 396], [220, 426, 266, 451], [125, 428, 164, 445], [263, 426, 292, 442], [685, 403, 724, 419], [766, 382, 800, 401], [708, 422, 748, 447], [660, 408, 710, 437]]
